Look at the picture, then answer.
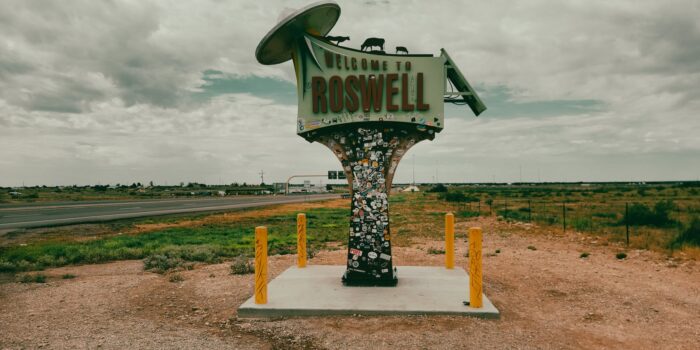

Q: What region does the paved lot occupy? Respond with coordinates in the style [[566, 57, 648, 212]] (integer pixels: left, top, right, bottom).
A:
[[0, 194, 338, 230]]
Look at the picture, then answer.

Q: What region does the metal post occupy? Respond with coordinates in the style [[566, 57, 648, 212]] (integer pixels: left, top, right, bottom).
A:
[[468, 227, 483, 308], [297, 213, 307, 268], [445, 213, 455, 269], [563, 202, 566, 233], [625, 202, 629, 246], [254, 226, 268, 304]]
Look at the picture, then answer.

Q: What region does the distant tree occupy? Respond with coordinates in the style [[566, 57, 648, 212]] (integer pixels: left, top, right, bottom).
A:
[[149, 181, 154, 187], [428, 183, 448, 193]]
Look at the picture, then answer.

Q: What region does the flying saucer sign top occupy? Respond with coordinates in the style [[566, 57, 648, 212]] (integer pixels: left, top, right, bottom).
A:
[[256, 2, 341, 65]]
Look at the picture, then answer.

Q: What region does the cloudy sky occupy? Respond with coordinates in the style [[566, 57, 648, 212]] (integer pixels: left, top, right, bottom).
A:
[[1, 0, 699, 186]]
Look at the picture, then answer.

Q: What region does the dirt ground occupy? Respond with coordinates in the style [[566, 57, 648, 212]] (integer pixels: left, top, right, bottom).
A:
[[1, 217, 698, 349]]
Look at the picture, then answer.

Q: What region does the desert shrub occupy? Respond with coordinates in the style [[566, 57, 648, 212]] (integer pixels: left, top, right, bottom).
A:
[[670, 217, 700, 248], [230, 256, 254, 275], [17, 273, 46, 283], [61, 274, 76, 279], [580, 252, 590, 258], [616, 252, 627, 260], [0, 259, 15, 273], [527, 245, 537, 250], [307, 247, 320, 259], [427, 247, 445, 255], [168, 273, 184, 283], [427, 184, 448, 193], [456, 210, 479, 218], [593, 212, 617, 219], [497, 209, 530, 222], [442, 191, 466, 202], [572, 218, 592, 231], [623, 200, 675, 227], [143, 254, 185, 273]]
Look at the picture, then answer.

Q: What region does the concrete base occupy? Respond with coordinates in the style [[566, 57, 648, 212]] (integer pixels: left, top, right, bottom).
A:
[[238, 266, 500, 319]]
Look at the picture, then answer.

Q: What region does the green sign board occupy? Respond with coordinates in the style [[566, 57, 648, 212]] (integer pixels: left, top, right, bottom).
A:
[[294, 35, 446, 136]]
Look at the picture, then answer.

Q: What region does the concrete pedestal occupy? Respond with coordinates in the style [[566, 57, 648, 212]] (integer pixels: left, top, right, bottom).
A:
[[238, 265, 500, 319]]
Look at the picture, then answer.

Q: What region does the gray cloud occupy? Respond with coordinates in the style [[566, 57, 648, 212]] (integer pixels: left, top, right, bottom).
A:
[[1, 0, 699, 185]]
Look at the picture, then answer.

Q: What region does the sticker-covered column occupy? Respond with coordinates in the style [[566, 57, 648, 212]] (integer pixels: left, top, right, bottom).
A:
[[314, 123, 432, 285]]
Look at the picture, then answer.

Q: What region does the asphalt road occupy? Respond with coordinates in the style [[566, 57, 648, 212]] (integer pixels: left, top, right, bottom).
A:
[[0, 194, 339, 230]]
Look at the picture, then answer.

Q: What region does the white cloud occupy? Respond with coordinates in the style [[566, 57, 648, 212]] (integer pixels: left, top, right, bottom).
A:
[[1, 0, 699, 185]]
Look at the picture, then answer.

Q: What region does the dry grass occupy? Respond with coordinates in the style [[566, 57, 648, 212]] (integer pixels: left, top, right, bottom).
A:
[[130, 199, 348, 234]]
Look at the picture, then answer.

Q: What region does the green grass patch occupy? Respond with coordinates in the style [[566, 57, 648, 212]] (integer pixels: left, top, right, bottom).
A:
[[0, 207, 347, 272]]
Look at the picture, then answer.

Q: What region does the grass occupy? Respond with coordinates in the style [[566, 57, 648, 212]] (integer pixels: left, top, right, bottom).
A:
[[0, 206, 347, 273], [2, 183, 699, 274]]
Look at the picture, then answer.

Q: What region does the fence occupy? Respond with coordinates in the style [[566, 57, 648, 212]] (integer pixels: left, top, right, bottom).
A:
[[447, 197, 698, 249]]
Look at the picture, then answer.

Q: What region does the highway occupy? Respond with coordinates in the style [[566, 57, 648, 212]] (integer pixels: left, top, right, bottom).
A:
[[0, 194, 339, 230]]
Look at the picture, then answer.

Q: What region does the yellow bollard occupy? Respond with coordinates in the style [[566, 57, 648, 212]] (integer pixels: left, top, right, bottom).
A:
[[254, 226, 268, 304], [297, 213, 307, 268], [445, 212, 455, 269], [468, 227, 483, 308]]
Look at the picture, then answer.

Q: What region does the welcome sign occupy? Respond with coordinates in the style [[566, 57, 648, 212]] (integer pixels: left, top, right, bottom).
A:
[[294, 35, 446, 136], [256, 1, 485, 285]]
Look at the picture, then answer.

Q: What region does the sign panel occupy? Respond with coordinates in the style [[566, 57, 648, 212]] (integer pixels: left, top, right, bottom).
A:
[[295, 35, 446, 135]]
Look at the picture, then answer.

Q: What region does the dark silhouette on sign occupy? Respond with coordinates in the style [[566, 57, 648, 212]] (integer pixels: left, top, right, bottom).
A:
[[326, 35, 350, 45], [396, 46, 409, 54], [361, 37, 385, 51]]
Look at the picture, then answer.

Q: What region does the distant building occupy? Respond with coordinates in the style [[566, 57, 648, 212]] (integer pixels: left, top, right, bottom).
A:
[[402, 185, 420, 192]]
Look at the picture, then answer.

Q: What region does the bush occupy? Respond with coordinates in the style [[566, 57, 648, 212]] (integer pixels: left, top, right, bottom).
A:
[[456, 210, 479, 218], [17, 273, 46, 283], [527, 245, 537, 251], [61, 274, 76, 279], [427, 184, 448, 193], [623, 200, 675, 227], [230, 256, 254, 275], [616, 252, 627, 260], [427, 247, 445, 255], [580, 252, 590, 258], [168, 273, 184, 283], [670, 217, 700, 248], [143, 254, 186, 273], [442, 191, 466, 202]]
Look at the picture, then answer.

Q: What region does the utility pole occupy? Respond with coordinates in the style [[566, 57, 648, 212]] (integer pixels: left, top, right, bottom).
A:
[[412, 154, 416, 185], [259, 170, 265, 185]]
